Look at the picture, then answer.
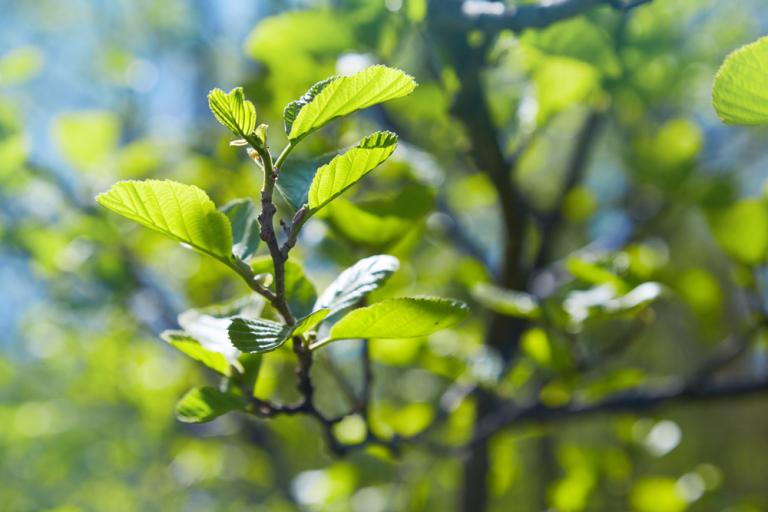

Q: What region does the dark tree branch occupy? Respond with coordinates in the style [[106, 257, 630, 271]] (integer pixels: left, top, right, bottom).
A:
[[534, 110, 605, 269]]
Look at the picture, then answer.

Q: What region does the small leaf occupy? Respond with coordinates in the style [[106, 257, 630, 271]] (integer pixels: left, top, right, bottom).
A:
[[208, 87, 257, 136], [228, 318, 293, 354], [288, 65, 417, 141], [328, 297, 469, 342], [283, 76, 336, 135], [308, 131, 398, 214], [177, 296, 264, 363], [293, 309, 331, 336], [713, 36, 768, 125], [161, 330, 231, 376], [221, 198, 261, 260], [251, 257, 317, 318], [176, 387, 245, 423], [315, 255, 399, 314], [710, 199, 768, 265], [96, 180, 233, 262], [471, 283, 540, 319]]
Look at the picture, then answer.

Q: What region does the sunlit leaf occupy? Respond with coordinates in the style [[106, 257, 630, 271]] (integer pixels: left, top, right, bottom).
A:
[[315, 255, 400, 314], [161, 330, 231, 376], [176, 387, 245, 423], [228, 318, 293, 354], [283, 76, 335, 135], [293, 309, 330, 336], [713, 36, 768, 125], [327, 297, 469, 342], [288, 65, 416, 141], [308, 131, 398, 214], [221, 198, 260, 260], [96, 179, 233, 262], [208, 87, 257, 137]]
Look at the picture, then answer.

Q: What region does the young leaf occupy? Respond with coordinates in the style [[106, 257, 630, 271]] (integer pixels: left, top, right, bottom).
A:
[[293, 309, 331, 336], [96, 179, 233, 262], [284, 76, 336, 135], [327, 297, 469, 343], [315, 254, 399, 314], [208, 87, 257, 137], [221, 198, 260, 260], [228, 318, 293, 354], [288, 65, 417, 141], [251, 257, 317, 318], [176, 387, 245, 423], [308, 131, 398, 214], [161, 330, 231, 376], [713, 36, 768, 125]]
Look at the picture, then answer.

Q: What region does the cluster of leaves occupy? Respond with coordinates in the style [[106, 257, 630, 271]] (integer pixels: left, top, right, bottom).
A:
[[97, 65, 468, 425]]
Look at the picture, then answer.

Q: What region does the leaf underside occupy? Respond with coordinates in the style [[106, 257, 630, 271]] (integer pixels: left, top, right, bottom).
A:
[[315, 254, 400, 314]]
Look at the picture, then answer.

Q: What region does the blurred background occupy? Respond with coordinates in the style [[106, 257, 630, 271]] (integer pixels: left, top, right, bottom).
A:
[[3, 0, 768, 511]]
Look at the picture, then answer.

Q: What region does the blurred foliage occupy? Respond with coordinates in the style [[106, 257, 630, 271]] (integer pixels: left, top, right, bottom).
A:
[[3, 0, 768, 511]]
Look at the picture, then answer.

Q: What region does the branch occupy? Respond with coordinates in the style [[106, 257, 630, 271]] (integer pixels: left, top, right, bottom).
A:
[[461, 375, 768, 452], [534, 110, 605, 269]]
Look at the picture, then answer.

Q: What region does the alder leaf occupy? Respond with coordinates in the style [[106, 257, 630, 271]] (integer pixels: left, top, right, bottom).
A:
[[315, 254, 399, 314], [288, 65, 416, 141], [208, 87, 257, 136], [327, 297, 469, 343], [713, 36, 768, 125], [308, 131, 398, 214], [96, 179, 233, 262]]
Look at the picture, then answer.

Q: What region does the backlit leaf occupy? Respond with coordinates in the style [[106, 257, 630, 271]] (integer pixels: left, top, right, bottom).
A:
[[288, 65, 416, 141], [328, 297, 469, 342], [96, 179, 233, 262], [713, 36, 768, 125], [208, 87, 257, 137], [308, 131, 398, 214]]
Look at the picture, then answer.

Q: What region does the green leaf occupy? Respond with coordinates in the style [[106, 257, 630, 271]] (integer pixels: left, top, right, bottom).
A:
[[293, 309, 331, 336], [471, 283, 540, 319], [710, 199, 768, 265], [96, 180, 233, 262], [327, 297, 469, 342], [713, 36, 768, 125], [308, 131, 398, 214], [176, 295, 264, 364], [251, 257, 317, 318], [221, 198, 260, 260], [208, 87, 257, 137], [176, 387, 245, 423], [161, 330, 231, 376], [228, 318, 293, 354], [287, 65, 417, 141], [236, 353, 263, 397], [315, 255, 399, 314], [283, 76, 336, 135], [326, 182, 435, 248], [276, 151, 336, 211]]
